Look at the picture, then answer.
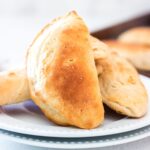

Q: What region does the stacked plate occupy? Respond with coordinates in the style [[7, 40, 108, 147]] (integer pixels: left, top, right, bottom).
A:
[[0, 75, 150, 149]]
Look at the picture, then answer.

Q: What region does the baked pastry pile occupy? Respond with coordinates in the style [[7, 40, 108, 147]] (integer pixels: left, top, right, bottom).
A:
[[0, 11, 148, 129], [104, 27, 150, 71]]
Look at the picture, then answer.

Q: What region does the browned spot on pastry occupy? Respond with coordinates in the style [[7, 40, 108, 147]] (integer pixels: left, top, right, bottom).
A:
[[8, 72, 16, 76], [128, 76, 136, 84], [50, 63, 86, 105]]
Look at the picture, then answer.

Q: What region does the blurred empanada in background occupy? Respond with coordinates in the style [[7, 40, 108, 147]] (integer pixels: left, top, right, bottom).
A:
[[118, 27, 150, 46], [104, 40, 150, 71], [105, 27, 150, 71]]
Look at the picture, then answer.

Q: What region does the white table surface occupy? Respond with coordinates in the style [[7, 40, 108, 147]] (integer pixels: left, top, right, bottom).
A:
[[0, 0, 150, 69], [0, 0, 150, 149]]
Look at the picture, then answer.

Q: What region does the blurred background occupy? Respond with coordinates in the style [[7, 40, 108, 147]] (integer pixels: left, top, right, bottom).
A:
[[0, 0, 150, 69]]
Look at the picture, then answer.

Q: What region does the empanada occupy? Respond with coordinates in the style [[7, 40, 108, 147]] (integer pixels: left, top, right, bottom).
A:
[[118, 27, 150, 46], [26, 11, 104, 129], [92, 37, 148, 117]]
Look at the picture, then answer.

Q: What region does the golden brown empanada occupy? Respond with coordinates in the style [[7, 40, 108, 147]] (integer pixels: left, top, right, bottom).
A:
[[92, 37, 148, 117], [26, 11, 104, 129]]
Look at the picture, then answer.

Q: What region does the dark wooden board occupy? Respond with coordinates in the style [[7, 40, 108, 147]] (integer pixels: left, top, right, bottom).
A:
[[91, 13, 150, 77], [92, 13, 150, 39]]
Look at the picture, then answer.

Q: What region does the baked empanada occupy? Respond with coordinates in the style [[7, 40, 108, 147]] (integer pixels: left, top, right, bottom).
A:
[[92, 37, 148, 117], [26, 11, 104, 129], [118, 27, 150, 46]]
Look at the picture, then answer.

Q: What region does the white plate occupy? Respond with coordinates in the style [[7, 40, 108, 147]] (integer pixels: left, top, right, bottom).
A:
[[0, 75, 149, 138], [0, 125, 150, 149]]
